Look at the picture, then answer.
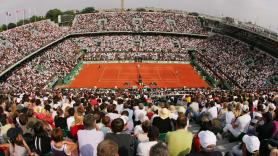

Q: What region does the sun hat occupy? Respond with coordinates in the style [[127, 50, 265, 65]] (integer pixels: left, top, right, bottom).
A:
[[158, 108, 170, 119]]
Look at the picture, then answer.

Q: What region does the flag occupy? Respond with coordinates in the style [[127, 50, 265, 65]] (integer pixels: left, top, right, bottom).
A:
[[6, 12, 11, 16]]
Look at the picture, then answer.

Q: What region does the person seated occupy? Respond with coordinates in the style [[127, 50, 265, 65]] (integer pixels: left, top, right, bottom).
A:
[[230, 135, 260, 156], [150, 142, 169, 156], [166, 116, 193, 156], [152, 108, 174, 134], [97, 139, 119, 156], [105, 118, 138, 156], [51, 128, 78, 156], [7, 127, 35, 156], [223, 105, 251, 139], [221, 104, 235, 131], [77, 114, 104, 156], [187, 130, 222, 156], [137, 126, 159, 156], [33, 121, 51, 155]]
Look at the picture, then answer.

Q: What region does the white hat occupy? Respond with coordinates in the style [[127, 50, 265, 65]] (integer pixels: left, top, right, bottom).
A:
[[198, 130, 217, 149], [178, 107, 186, 114], [242, 135, 260, 153], [242, 105, 249, 112]]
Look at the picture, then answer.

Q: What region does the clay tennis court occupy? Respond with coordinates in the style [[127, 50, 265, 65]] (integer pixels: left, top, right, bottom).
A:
[[68, 63, 208, 88]]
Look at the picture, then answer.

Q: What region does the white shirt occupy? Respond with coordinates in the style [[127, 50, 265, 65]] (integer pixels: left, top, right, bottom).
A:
[[106, 113, 121, 123], [190, 102, 199, 113], [123, 108, 134, 121], [169, 113, 178, 120], [235, 114, 251, 133], [134, 125, 144, 136], [137, 141, 158, 156], [134, 109, 147, 122], [67, 116, 75, 130], [77, 129, 104, 156], [207, 106, 218, 120], [116, 104, 124, 113], [225, 111, 235, 124]]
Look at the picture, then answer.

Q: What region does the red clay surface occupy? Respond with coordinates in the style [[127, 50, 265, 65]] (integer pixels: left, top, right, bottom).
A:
[[68, 63, 208, 88]]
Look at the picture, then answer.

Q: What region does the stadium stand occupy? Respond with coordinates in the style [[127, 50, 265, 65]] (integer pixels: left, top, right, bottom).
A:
[[0, 20, 64, 73]]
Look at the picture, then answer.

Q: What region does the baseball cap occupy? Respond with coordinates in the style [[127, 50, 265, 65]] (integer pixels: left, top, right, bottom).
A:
[[242, 105, 249, 112], [198, 130, 217, 149], [242, 135, 260, 153]]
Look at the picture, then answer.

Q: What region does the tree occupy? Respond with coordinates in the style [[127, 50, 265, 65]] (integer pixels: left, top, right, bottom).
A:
[[136, 8, 146, 12], [29, 15, 44, 23], [8, 23, 16, 29], [17, 19, 30, 26], [62, 10, 75, 16], [1, 24, 7, 31], [80, 7, 95, 14], [45, 9, 62, 23]]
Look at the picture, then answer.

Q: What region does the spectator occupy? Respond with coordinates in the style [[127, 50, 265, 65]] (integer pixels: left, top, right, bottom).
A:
[[54, 107, 67, 129], [166, 116, 193, 156], [97, 139, 119, 156], [67, 108, 75, 130], [150, 142, 169, 156], [33, 121, 51, 155], [77, 114, 104, 156], [136, 120, 151, 142], [188, 130, 222, 156], [223, 105, 251, 138], [137, 126, 159, 156], [105, 118, 137, 156], [153, 108, 174, 133], [7, 127, 33, 156], [50, 128, 78, 156], [100, 116, 111, 135]]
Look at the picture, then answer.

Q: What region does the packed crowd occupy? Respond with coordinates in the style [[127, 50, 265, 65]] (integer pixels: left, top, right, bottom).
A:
[[0, 20, 64, 73], [71, 12, 207, 34], [73, 35, 202, 61], [83, 52, 189, 62], [0, 88, 277, 156], [195, 35, 278, 89], [1, 33, 277, 92], [73, 35, 202, 53], [0, 39, 79, 92], [0, 35, 200, 92]]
